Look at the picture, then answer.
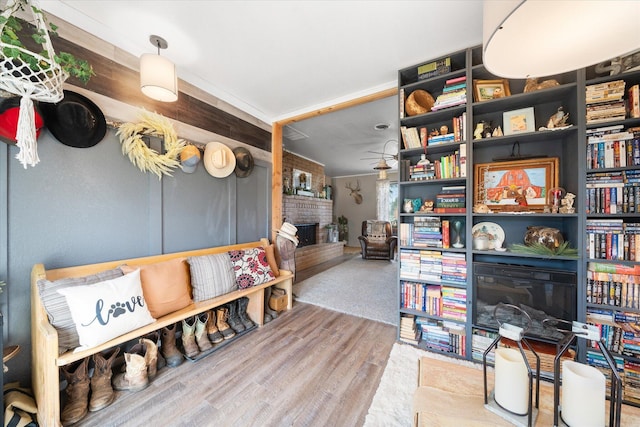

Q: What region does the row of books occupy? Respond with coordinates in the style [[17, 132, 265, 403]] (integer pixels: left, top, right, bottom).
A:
[[399, 249, 467, 285], [586, 267, 640, 308], [586, 220, 640, 261], [431, 76, 466, 111], [416, 317, 466, 356], [585, 350, 640, 404], [407, 147, 466, 181], [585, 183, 639, 214], [586, 80, 626, 124], [586, 132, 640, 169], [412, 216, 443, 248], [400, 281, 442, 315], [441, 285, 467, 321], [587, 310, 640, 359], [399, 314, 420, 345]]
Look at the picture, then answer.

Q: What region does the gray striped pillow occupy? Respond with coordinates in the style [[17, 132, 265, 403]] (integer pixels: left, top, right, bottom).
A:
[[37, 267, 124, 354], [187, 253, 237, 302]]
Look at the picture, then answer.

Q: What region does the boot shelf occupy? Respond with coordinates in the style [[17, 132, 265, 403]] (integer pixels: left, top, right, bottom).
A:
[[181, 324, 258, 363]]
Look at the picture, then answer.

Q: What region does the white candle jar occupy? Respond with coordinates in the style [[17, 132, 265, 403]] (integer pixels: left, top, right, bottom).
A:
[[561, 360, 605, 427], [494, 347, 529, 415]]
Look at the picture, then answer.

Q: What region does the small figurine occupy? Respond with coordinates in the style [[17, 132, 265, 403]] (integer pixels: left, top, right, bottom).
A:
[[474, 122, 484, 140], [559, 192, 576, 214], [524, 77, 560, 93], [440, 125, 449, 135], [473, 203, 491, 213], [483, 122, 493, 138], [419, 200, 434, 213], [403, 199, 414, 213], [492, 126, 503, 137], [430, 129, 440, 137], [540, 107, 571, 130]]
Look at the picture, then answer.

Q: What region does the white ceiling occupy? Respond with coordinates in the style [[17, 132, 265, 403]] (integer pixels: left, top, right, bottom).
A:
[[39, 0, 484, 175]]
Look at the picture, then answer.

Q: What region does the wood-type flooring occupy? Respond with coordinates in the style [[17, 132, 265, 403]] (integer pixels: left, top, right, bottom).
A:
[[77, 303, 396, 426]]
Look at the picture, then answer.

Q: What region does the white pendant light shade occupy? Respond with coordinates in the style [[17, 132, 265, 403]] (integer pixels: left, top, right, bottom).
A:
[[483, 0, 640, 78], [140, 53, 178, 102]]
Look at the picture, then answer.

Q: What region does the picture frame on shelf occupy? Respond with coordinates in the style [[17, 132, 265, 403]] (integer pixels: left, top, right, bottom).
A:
[[474, 157, 559, 212], [502, 107, 535, 135], [472, 79, 511, 102]]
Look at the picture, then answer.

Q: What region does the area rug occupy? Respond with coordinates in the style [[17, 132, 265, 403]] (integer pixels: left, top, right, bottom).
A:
[[293, 256, 397, 325], [364, 343, 480, 427]]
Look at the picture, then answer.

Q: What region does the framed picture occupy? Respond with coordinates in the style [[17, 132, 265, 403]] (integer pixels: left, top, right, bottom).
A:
[[473, 79, 511, 102], [474, 157, 559, 212], [503, 107, 535, 135]]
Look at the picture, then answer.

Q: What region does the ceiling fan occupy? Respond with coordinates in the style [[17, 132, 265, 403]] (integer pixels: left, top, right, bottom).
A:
[[360, 140, 398, 170]]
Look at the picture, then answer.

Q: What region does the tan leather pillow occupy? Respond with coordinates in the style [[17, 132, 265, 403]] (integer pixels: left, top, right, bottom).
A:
[[121, 258, 192, 318], [264, 244, 280, 277]]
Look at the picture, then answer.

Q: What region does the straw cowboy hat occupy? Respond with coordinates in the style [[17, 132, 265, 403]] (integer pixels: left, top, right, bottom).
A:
[[276, 222, 298, 246], [204, 141, 236, 178]]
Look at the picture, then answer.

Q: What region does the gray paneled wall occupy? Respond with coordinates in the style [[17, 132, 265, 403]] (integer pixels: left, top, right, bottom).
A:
[[1, 126, 270, 384]]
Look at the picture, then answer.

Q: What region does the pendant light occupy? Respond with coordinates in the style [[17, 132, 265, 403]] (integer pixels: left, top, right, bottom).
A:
[[140, 35, 178, 102], [483, 0, 640, 78]]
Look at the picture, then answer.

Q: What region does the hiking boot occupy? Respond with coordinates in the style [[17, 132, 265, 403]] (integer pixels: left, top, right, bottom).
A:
[[61, 357, 90, 425], [264, 287, 278, 320], [226, 300, 245, 333], [113, 343, 149, 392], [181, 316, 200, 358], [237, 297, 255, 329], [216, 307, 236, 339], [194, 312, 213, 352], [89, 348, 119, 412], [161, 323, 184, 367], [140, 337, 158, 380], [206, 309, 224, 344]]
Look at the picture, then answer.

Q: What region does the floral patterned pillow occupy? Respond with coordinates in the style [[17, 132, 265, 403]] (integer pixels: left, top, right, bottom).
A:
[[228, 247, 275, 289]]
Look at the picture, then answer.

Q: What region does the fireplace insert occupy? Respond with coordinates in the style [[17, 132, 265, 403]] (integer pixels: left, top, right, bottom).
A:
[[473, 262, 577, 342]]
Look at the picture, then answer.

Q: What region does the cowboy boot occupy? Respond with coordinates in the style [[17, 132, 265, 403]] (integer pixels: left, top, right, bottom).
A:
[[140, 337, 158, 380], [264, 286, 278, 320], [113, 343, 149, 392], [89, 347, 119, 412], [194, 312, 213, 352], [143, 331, 166, 371], [61, 357, 90, 425], [216, 307, 236, 339], [161, 323, 184, 367], [237, 297, 255, 329], [206, 309, 224, 344], [226, 300, 245, 333], [181, 316, 200, 358]]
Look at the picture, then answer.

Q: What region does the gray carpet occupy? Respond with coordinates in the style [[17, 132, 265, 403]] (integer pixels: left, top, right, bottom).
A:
[[294, 256, 398, 326]]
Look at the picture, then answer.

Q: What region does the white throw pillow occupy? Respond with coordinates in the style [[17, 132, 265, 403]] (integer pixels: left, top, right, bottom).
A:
[[57, 269, 155, 350]]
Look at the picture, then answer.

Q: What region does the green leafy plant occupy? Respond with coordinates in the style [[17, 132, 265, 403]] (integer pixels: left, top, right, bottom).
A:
[[0, 0, 94, 84], [508, 242, 578, 258]]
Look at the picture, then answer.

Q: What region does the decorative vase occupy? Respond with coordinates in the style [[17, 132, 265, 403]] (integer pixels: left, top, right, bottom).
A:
[[523, 226, 564, 250], [452, 220, 464, 248]]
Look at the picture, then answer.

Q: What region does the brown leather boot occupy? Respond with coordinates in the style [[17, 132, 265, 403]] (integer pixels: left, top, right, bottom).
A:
[[216, 307, 236, 339], [89, 347, 119, 412], [161, 323, 184, 367], [140, 337, 158, 380], [194, 312, 213, 352], [61, 357, 90, 425], [206, 309, 224, 344], [113, 344, 149, 392], [181, 316, 200, 358]]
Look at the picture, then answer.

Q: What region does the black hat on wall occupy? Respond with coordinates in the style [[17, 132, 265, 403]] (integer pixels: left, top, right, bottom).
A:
[[40, 90, 107, 148], [233, 146, 254, 178]]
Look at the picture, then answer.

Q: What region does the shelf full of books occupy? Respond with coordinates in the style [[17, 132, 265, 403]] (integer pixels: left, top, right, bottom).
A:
[[399, 314, 466, 357]]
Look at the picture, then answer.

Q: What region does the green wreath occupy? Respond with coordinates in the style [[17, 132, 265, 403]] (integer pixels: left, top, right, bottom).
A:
[[117, 110, 186, 178]]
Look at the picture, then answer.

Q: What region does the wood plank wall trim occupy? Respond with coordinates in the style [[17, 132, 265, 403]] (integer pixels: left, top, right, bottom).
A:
[[53, 38, 272, 152]]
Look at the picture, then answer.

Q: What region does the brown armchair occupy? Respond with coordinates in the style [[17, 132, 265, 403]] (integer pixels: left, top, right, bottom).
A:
[[357, 220, 397, 260]]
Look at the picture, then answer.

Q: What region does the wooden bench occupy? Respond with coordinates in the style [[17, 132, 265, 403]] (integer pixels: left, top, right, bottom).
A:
[[31, 238, 293, 427]]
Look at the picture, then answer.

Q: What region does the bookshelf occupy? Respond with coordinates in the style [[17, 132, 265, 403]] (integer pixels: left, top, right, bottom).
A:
[[397, 45, 640, 405]]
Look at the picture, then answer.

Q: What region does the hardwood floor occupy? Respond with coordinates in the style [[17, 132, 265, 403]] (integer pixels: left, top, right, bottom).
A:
[[78, 303, 396, 426]]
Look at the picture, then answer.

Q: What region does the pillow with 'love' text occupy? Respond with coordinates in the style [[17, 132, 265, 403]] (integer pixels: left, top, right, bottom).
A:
[[57, 269, 155, 350]]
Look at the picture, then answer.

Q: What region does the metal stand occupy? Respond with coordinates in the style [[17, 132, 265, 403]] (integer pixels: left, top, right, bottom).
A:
[[547, 320, 622, 427], [482, 303, 540, 427]]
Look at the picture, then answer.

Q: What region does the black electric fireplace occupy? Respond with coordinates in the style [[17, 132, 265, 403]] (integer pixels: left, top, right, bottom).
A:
[[473, 262, 577, 342], [295, 223, 318, 247]]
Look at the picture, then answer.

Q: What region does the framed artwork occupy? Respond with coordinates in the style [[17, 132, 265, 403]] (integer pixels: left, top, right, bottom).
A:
[[473, 79, 511, 102], [293, 169, 311, 190], [474, 157, 559, 212], [503, 107, 535, 135]]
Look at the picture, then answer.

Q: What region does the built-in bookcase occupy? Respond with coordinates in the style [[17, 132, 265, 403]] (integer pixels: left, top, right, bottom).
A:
[[397, 45, 640, 406]]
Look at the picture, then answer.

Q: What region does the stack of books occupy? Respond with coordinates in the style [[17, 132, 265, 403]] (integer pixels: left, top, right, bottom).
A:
[[409, 159, 436, 181], [472, 330, 498, 363], [417, 57, 450, 80], [586, 80, 626, 124], [441, 286, 467, 322], [419, 250, 443, 282], [416, 318, 465, 355], [586, 171, 640, 214], [586, 125, 638, 169], [441, 253, 466, 285], [400, 126, 421, 149], [432, 76, 466, 111], [412, 216, 442, 248], [435, 186, 466, 213], [586, 220, 640, 261], [616, 312, 640, 359], [629, 84, 640, 119], [399, 249, 421, 279], [400, 280, 442, 315], [399, 314, 420, 345]]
